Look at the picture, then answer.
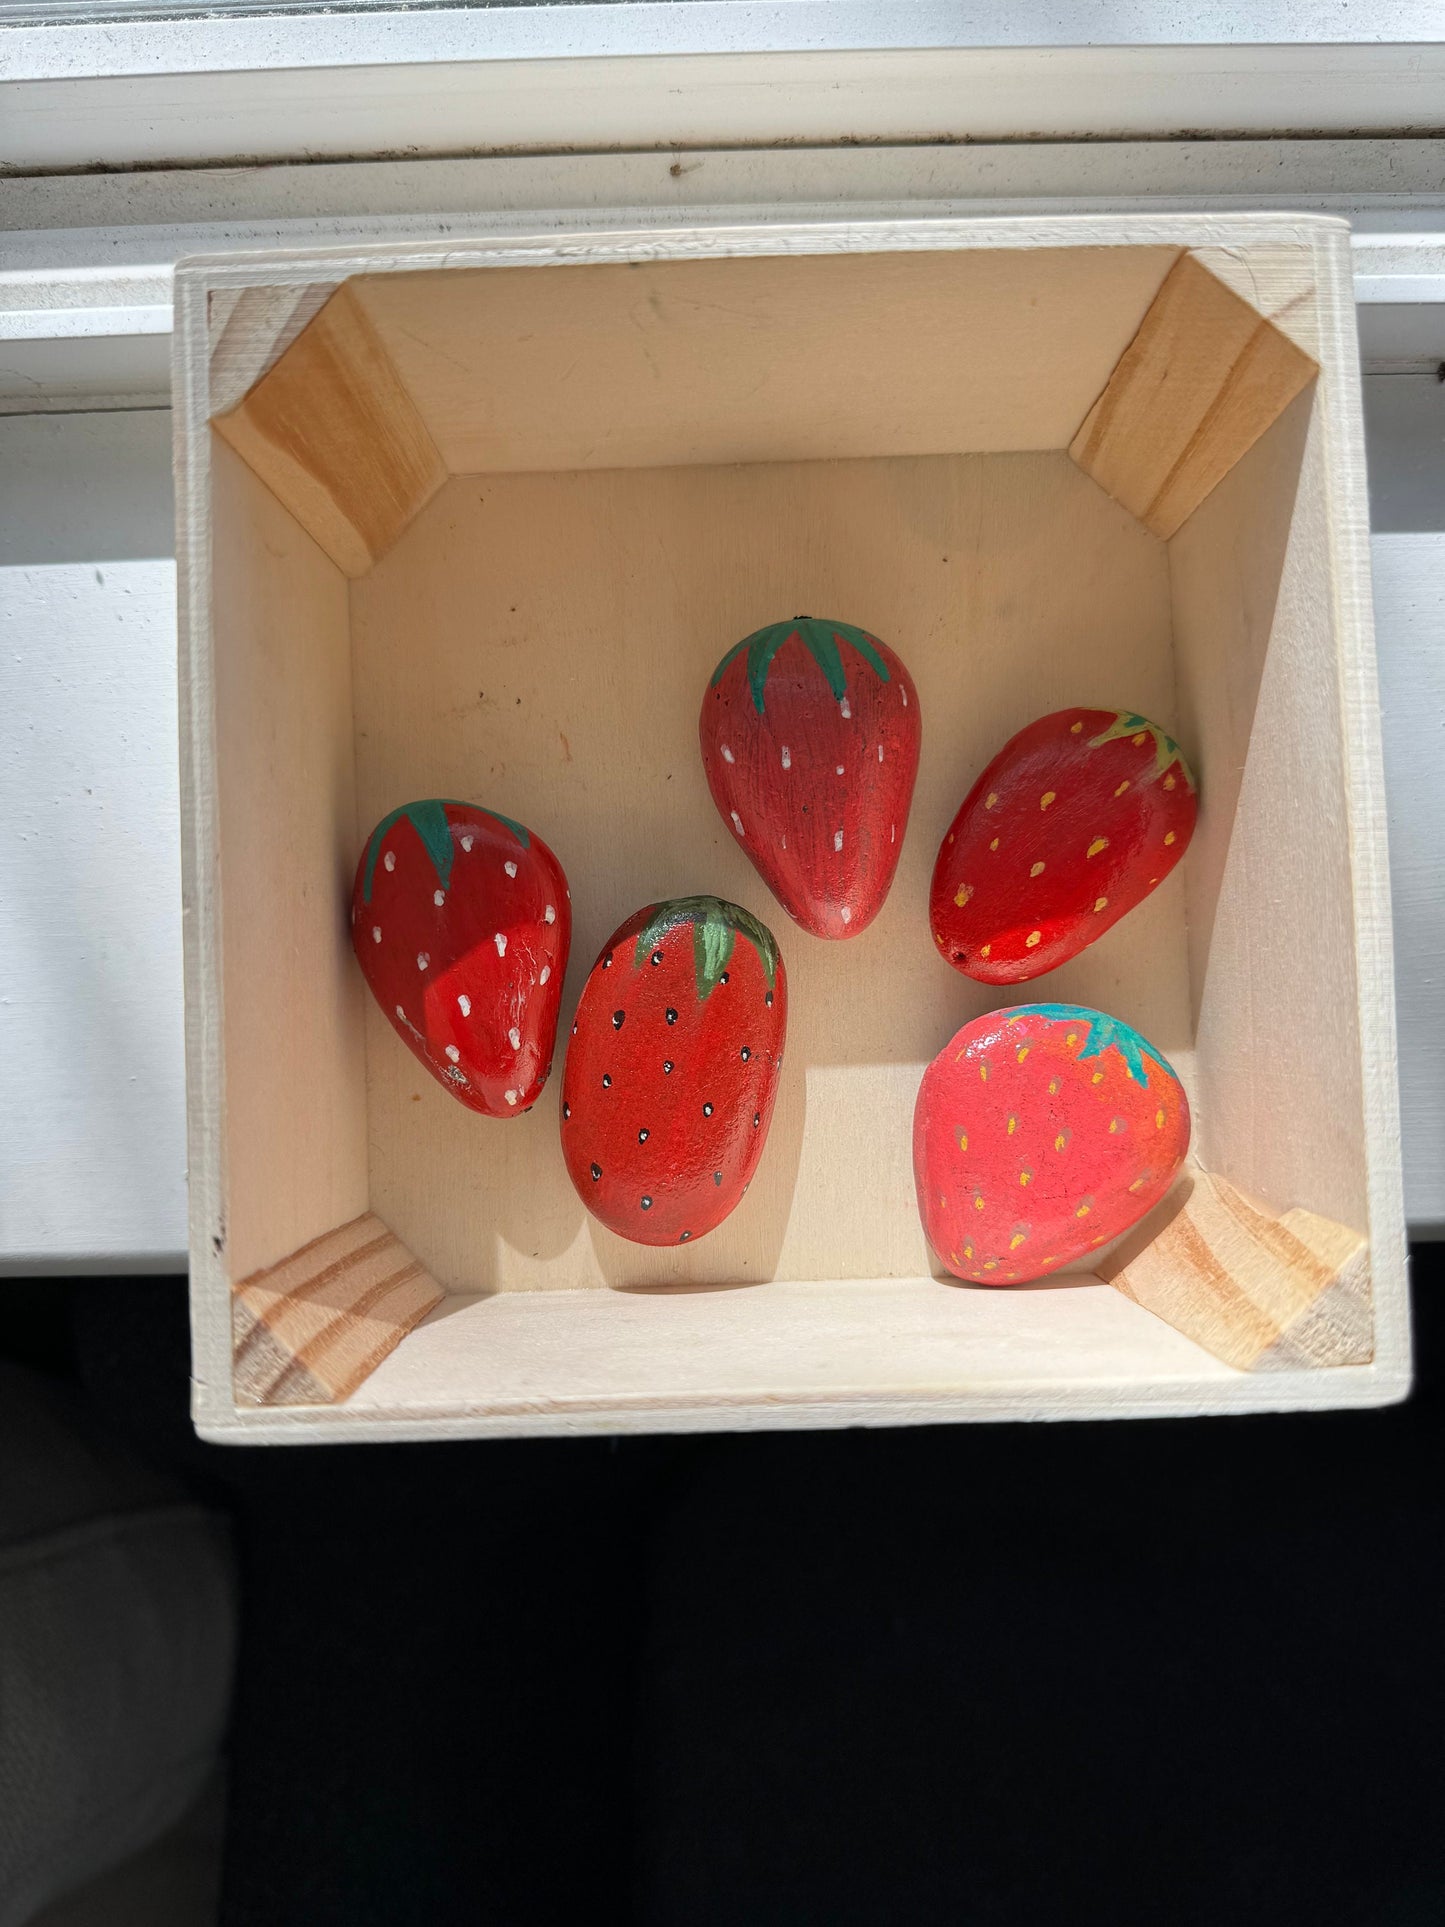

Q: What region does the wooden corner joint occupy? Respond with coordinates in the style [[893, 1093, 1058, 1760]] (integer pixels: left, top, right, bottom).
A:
[[232, 1212, 444, 1407], [1099, 1171, 1371, 1372]]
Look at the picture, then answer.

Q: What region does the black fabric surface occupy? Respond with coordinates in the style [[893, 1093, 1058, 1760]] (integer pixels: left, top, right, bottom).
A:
[[10, 1247, 1436, 1925]]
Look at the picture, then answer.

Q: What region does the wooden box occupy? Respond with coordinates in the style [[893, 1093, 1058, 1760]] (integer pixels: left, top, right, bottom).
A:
[[175, 215, 1410, 1442]]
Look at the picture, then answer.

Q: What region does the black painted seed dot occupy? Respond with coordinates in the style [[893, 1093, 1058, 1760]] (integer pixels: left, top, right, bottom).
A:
[[703, 1102, 713, 1117], [665, 1008, 678, 1025], [740, 1046, 751, 1062], [638, 1128, 649, 1143], [563, 1102, 570, 1119], [753, 1113, 761, 1128], [719, 972, 729, 985], [602, 953, 612, 969], [590, 1162, 601, 1181], [714, 1172, 723, 1186], [641, 1196, 653, 1211], [571, 1023, 578, 1036], [602, 1074, 612, 1088], [651, 949, 664, 966], [680, 1231, 691, 1242], [766, 991, 773, 1006], [612, 1009, 625, 1030], [663, 1061, 674, 1074]]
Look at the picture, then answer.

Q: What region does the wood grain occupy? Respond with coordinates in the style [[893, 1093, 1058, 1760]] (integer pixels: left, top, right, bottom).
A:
[[1070, 252, 1318, 538], [212, 280, 445, 575], [1102, 1171, 1371, 1371], [233, 1212, 444, 1405]]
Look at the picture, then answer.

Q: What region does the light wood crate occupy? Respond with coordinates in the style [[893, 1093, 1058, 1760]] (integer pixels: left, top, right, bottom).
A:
[[175, 214, 1410, 1442]]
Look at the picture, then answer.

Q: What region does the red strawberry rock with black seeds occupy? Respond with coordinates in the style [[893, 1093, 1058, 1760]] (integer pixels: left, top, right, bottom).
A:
[[350, 799, 570, 1118], [561, 897, 787, 1247], [930, 707, 1198, 983], [700, 616, 921, 939]]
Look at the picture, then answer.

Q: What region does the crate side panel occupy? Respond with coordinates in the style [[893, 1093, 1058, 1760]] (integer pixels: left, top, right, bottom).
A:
[[1169, 393, 1368, 1234], [349, 449, 1190, 1296], [351, 246, 1178, 476], [211, 437, 370, 1284]]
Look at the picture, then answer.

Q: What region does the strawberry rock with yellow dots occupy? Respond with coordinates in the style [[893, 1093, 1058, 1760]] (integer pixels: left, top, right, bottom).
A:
[[912, 1003, 1191, 1285], [930, 707, 1197, 984]]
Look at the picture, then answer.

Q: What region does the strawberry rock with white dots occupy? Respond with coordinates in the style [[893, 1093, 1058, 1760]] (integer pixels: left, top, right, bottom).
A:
[[350, 799, 570, 1118], [561, 896, 787, 1247]]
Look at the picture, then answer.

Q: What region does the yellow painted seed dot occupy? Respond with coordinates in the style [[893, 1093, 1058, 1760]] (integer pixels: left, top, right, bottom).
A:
[[983, 1259, 999, 1271], [1016, 1046, 1030, 1063], [1091, 1071, 1104, 1084], [1087, 836, 1109, 858], [1076, 1202, 1091, 1218], [1010, 1232, 1027, 1250], [1164, 773, 1176, 791], [954, 884, 973, 907], [1020, 1169, 1032, 1187], [1066, 1033, 1078, 1047], [980, 943, 991, 958], [958, 1131, 968, 1151], [1133, 732, 1147, 747], [1094, 896, 1108, 913], [1006, 1115, 1017, 1135], [1129, 1176, 1146, 1192], [1025, 931, 1042, 948], [1109, 1118, 1122, 1133], [1070, 721, 1083, 734], [1148, 877, 1158, 886], [1054, 1133, 1066, 1151], [950, 1251, 960, 1268], [986, 791, 999, 809], [963, 1244, 974, 1260], [1155, 1109, 1165, 1129], [1091, 1235, 1107, 1247], [1114, 780, 1130, 798], [989, 837, 1000, 852], [1164, 831, 1176, 846], [937, 932, 946, 944], [1030, 861, 1045, 878], [974, 1193, 985, 1211], [1041, 791, 1056, 810], [1049, 1078, 1061, 1094], [980, 1063, 989, 1082]]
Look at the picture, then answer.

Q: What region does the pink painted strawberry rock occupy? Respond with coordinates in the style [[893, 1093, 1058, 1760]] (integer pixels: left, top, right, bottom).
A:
[[561, 896, 787, 1247], [700, 616, 920, 938], [351, 799, 570, 1117], [930, 708, 1197, 983], [913, 1003, 1190, 1285]]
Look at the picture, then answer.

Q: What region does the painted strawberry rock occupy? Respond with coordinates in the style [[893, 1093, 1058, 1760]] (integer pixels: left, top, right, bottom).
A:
[[561, 896, 787, 1247], [700, 616, 920, 939], [930, 708, 1197, 983], [351, 799, 570, 1118], [913, 1003, 1190, 1285]]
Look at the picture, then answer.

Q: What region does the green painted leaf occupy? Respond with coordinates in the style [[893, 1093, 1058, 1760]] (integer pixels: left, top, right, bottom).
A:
[[1087, 712, 1197, 792], [361, 799, 529, 904], [708, 616, 894, 718], [633, 895, 780, 999], [1006, 1003, 1176, 1089]]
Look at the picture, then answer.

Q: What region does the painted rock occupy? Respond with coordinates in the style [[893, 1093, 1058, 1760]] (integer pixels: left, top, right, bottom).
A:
[[561, 896, 787, 1247], [351, 799, 570, 1117], [700, 616, 920, 939], [930, 708, 1197, 983], [913, 1003, 1190, 1284]]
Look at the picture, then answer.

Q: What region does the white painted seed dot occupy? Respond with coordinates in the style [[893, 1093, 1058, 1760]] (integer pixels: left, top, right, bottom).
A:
[[458, 994, 471, 1016], [721, 745, 735, 764], [384, 851, 396, 872], [494, 932, 507, 957], [840, 906, 852, 925], [836, 764, 845, 776], [505, 1090, 518, 1106], [504, 861, 517, 878], [890, 824, 896, 844], [434, 889, 445, 906], [372, 926, 382, 943], [834, 830, 844, 852], [445, 1044, 460, 1063], [878, 744, 884, 763], [731, 811, 746, 837], [840, 699, 852, 719], [508, 1026, 522, 1050], [417, 952, 429, 970], [461, 835, 474, 852], [395, 1004, 405, 1020], [781, 746, 792, 770], [781, 835, 787, 851], [544, 904, 556, 924], [539, 965, 550, 985], [901, 687, 908, 706]]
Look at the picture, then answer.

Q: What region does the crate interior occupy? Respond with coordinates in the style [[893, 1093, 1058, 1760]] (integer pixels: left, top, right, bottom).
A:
[[205, 241, 1374, 1417]]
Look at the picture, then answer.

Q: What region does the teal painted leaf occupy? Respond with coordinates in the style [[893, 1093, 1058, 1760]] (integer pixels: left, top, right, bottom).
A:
[[361, 799, 529, 904], [709, 616, 893, 718], [634, 895, 780, 999], [1006, 1003, 1176, 1089]]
